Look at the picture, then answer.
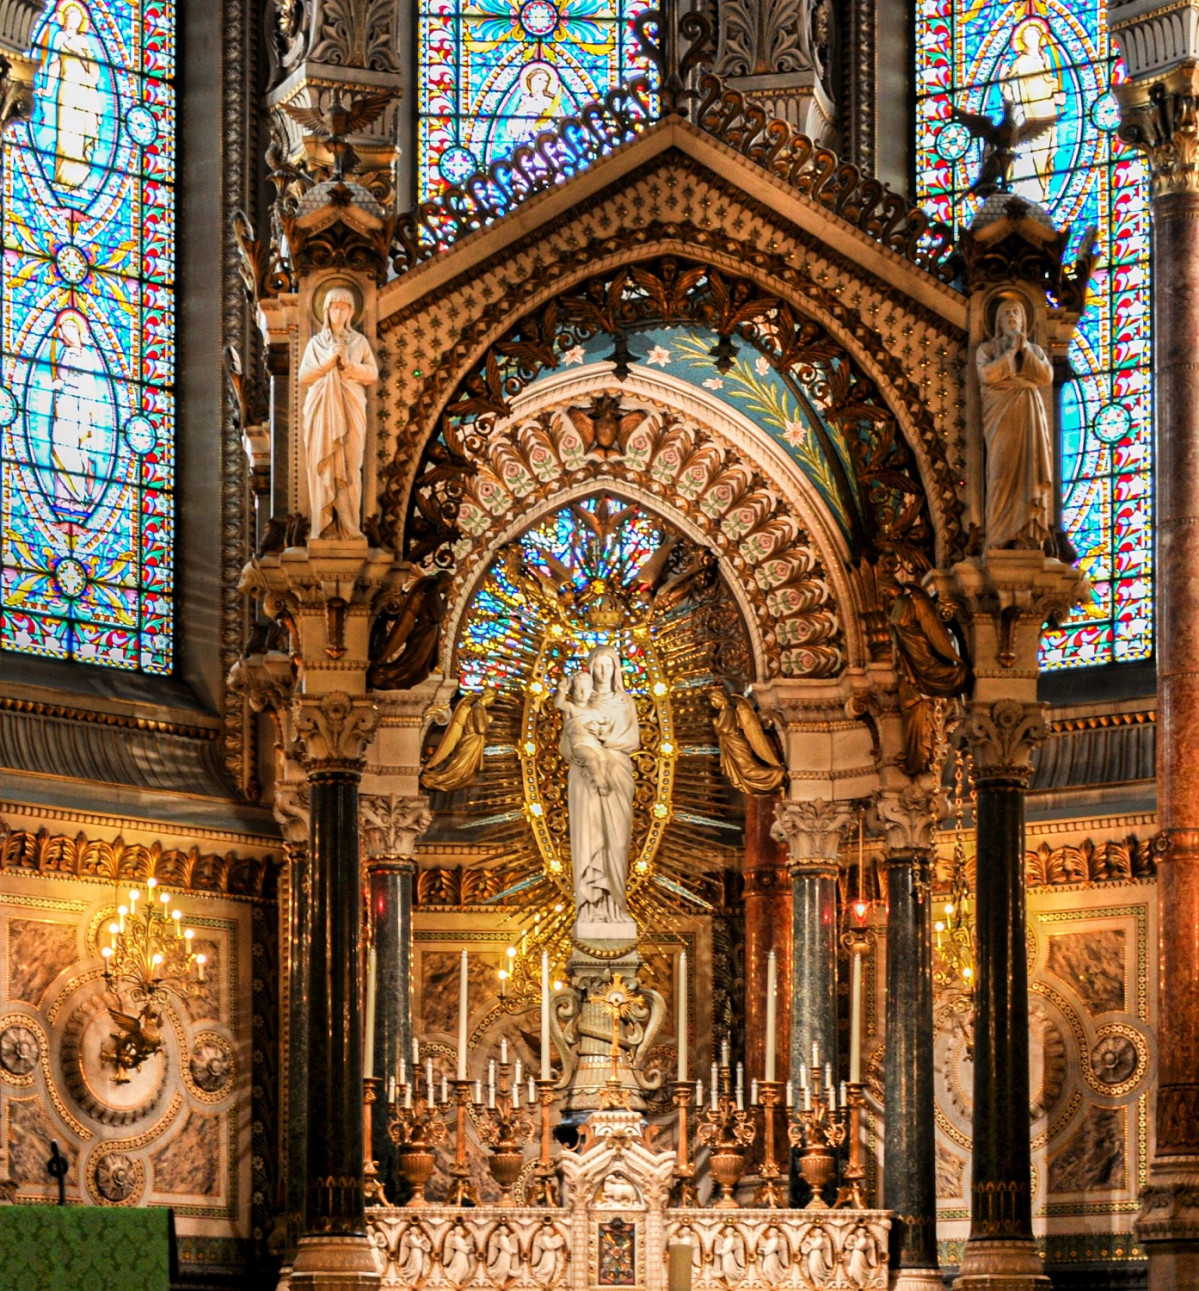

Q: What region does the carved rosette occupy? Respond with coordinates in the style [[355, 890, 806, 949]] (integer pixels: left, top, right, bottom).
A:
[[292, 691, 380, 776], [360, 793, 432, 865], [771, 799, 852, 877], [957, 700, 1049, 788]]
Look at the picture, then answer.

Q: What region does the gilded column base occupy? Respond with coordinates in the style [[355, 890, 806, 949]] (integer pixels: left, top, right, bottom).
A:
[[890, 1270, 945, 1291], [953, 1239, 1050, 1290], [290, 1235, 381, 1289], [1136, 1158, 1199, 1291]]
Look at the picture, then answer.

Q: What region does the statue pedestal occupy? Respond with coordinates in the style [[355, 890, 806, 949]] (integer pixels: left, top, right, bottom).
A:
[[558, 941, 663, 1119]]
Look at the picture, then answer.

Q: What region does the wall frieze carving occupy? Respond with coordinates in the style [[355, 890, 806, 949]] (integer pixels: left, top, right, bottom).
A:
[[0, 818, 279, 899], [1025, 834, 1157, 887]]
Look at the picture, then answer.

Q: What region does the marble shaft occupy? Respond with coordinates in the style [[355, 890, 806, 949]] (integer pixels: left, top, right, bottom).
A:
[[305, 772, 367, 1235], [368, 861, 414, 1192], [883, 849, 937, 1273], [789, 866, 838, 1101], [743, 795, 791, 1082], [287, 845, 311, 1249]]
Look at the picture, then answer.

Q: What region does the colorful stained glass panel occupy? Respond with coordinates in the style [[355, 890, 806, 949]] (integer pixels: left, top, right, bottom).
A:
[[916, 0, 1153, 669], [1, 0, 176, 673], [417, 0, 652, 202]]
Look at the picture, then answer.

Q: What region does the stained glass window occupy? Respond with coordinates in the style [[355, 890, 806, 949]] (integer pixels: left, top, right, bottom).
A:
[[1, 0, 175, 673], [418, 0, 652, 202], [916, 0, 1153, 669]]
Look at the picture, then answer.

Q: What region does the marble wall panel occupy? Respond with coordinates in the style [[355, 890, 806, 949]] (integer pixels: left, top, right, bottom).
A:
[[7, 918, 78, 1006], [151, 1108, 222, 1196], [1046, 929, 1126, 1016], [1049, 1105, 1126, 1195]]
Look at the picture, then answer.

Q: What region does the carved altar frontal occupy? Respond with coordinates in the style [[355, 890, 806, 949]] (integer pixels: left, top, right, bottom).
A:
[[365, 1112, 889, 1290]]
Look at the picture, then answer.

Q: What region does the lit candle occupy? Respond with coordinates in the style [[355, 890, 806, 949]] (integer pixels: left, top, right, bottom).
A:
[[117, 905, 127, 933], [849, 948, 863, 1084], [785, 1080, 793, 1108], [764, 949, 777, 1082], [388, 1076, 396, 1104], [196, 953, 206, 983], [540, 952, 551, 1080], [677, 950, 688, 1081], [457, 950, 469, 1080], [364, 947, 377, 1079]]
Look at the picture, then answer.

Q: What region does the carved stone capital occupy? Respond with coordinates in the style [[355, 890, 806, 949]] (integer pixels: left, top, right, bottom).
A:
[[291, 691, 379, 774], [1137, 1162, 1199, 1246], [772, 798, 852, 875], [360, 793, 432, 862], [227, 650, 295, 715], [874, 784, 940, 855], [956, 699, 1048, 785], [0, 54, 36, 134], [1116, 61, 1199, 197]]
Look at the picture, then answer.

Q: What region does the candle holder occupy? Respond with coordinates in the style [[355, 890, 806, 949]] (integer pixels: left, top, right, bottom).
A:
[[833, 1081, 868, 1209], [387, 1086, 449, 1207], [363, 1076, 388, 1205], [528, 1076, 560, 1206], [670, 1079, 698, 1207], [754, 1079, 787, 1208], [475, 1061, 535, 1206], [696, 1067, 756, 1209], [787, 1064, 847, 1209], [443, 1078, 479, 1206]]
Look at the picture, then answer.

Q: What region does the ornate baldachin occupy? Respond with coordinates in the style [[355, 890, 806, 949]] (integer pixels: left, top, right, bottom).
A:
[[387, 255, 938, 580]]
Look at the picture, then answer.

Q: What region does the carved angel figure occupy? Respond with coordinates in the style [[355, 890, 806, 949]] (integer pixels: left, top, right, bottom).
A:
[[368, 570, 450, 690], [442, 1224, 476, 1286], [397, 1223, 433, 1286], [298, 287, 377, 540], [889, 580, 967, 776], [713, 1226, 746, 1284], [710, 689, 786, 795], [977, 296, 1054, 551], [759, 1226, 790, 1284], [844, 1225, 880, 1288], [421, 689, 498, 794], [530, 1221, 567, 1285], [486, 1223, 520, 1285], [800, 1226, 835, 1286]]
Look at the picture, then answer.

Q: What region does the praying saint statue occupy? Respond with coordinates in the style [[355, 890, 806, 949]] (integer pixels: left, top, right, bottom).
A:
[[557, 646, 640, 942], [977, 296, 1055, 551], [299, 286, 377, 540]]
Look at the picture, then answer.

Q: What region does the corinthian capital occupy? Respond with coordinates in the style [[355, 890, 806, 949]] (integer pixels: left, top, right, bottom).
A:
[[874, 784, 940, 855], [291, 691, 379, 773], [1116, 62, 1199, 197], [956, 699, 1048, 785], [361, 793, 432, 863], [772, 798, 852, 874]]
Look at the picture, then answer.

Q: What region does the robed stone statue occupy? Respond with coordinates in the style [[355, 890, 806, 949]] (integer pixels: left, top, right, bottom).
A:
[[557, 645, 640, 942], [976, 296, 1054, 550], [299, 286, 377, 540]]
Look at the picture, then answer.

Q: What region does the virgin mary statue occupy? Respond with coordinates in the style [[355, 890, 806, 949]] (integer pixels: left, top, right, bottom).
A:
[[559, 645, 640, 942]]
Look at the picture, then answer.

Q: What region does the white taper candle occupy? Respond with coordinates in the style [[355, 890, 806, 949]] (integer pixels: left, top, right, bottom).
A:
[[764, 949, 777, 1082], [363, 947, 377, 1078], [457, 950, 469, 1080]]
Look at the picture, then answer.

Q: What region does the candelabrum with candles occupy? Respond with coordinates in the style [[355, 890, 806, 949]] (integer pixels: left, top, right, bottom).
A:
[[934, 747, 976, 1001], [98, 877, 206, 1082], [696, 1055, 756, 1209], [474, 1050, 536, 1206], [787, 1057, 848, 1209], [386, 1052, 450, 1207]]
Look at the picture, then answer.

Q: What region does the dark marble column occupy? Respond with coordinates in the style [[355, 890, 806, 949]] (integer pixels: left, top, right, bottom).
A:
[[956, 700, 1049, 1288], [743, 794, 791, 1083], [883, 848, 938, 1282], [305, 769, 367, 1236], [1117, 65, 1199, 1283], [287, 842, 311, 1249]]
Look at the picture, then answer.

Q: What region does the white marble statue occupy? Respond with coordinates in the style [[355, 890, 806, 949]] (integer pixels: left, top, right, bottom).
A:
[[442, 1224, 475, 1286], [299, 286, 378, 540], [557, 645, 640, 942], [759, 1227, 790, 1283], [976, 296, 1055, 550], [530, 1222, 567, 1285]]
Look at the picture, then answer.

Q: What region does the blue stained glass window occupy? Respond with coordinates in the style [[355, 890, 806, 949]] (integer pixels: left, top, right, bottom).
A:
[[916, 0, 1153, 670], [418, 0, 652, 202], [1, 0, 176, 673]]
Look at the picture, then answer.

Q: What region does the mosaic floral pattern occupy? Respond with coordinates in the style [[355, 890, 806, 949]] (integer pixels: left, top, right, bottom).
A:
[[418, 0, 651, 201], [916, 0, 1152, 670], [1, 0, 175, 672]]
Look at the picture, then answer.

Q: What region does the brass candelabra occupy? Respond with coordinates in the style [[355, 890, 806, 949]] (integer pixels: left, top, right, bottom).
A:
[[834, 1081, 868, 1209], [787, 1063, 847, 1209], [695, 1065, 756, 1209], [387, 1080, 449, 1206], [754, 1080, 787, 1207], [528, 1076, 561, 1206], [363, 1075, 387, 1205], [670, 1080, 698, 1206], [445, 1078, 480, 1206], [474, 1060, 536, 1206]]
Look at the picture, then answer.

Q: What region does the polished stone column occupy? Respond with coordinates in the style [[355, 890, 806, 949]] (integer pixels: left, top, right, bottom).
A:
[[291, 693, 380, 1290], [956, 700, 1050, 1290], [743, 794, 791, 1083], [1115, 52, 1199, 1287], [361, 794, 432, 1198], [877, 789, 940, 1289], [773, 800, 851, 1101]]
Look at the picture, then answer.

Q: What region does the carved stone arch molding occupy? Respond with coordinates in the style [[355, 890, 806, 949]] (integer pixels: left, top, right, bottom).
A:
[[375, 230, 967, 585], [435, 365, 860, 680]]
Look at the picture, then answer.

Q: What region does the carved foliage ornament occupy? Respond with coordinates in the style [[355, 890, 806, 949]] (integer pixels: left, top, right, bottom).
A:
[[955, 699, 1048, 783], [360, 793, 433, 860], [772, 799, 852, 871], [1118, 66, 1199, 199], [291, 691, 380, 772]]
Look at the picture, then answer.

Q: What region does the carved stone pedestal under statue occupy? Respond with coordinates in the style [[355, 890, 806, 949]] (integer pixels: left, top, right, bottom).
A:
[[552, 941, 665, 1117], [290, 1234, 381, 1290]]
